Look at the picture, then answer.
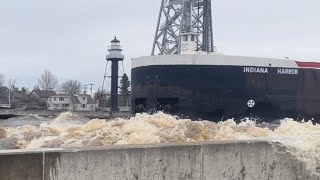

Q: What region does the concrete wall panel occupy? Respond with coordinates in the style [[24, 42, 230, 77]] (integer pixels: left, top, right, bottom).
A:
[[45, 145, 202, 180], [0, 141, 319, 180], [202, 141, 318, 180], [0, 151, 43, 180]]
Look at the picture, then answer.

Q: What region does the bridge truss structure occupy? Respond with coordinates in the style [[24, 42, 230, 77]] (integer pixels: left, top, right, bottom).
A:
[[151, 0, 215, 55]]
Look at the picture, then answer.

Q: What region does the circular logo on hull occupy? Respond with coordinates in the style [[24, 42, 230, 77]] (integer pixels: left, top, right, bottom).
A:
[[247, 100, 255, 108]]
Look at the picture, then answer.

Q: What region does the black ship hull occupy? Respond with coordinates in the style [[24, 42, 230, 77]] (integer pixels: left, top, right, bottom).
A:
[[131, 55, 320, 121]]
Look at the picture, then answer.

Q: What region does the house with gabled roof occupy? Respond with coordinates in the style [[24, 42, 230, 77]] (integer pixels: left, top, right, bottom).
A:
[[0, 86, 10, 108], [73, 94, 96, 111], [30, 90, 57, 100], [47, 93, 96, 111], [47, 93, 72, 111], [28, 90, 57, 109], [0, 86, 29, 109], [105, 94, 131, 112]]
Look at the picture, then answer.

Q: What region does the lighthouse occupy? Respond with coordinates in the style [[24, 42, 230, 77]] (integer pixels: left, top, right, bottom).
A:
[[106, 37, 124, 112]]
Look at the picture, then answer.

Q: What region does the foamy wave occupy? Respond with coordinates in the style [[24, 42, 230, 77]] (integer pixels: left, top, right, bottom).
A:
[[0, 127, 7, 139], [1, 112, 320, 175], [268, 119, 320, 175]]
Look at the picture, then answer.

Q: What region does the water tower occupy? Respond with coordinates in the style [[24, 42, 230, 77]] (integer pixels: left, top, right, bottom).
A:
[[106, 37, 124, 112]]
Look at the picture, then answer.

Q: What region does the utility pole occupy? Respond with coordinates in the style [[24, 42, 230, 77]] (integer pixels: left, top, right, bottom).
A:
[[83, 85, 88, 94], [88, 83, 94, 96], [8, 88, 11, 108]]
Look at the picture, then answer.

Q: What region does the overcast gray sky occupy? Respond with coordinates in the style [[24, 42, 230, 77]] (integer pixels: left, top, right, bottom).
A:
[[0, 0, 319, 91]]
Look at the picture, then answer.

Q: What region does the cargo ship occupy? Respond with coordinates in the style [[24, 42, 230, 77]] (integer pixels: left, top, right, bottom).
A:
[[131, 0, 319, 121], [131, 54, 320, 121]]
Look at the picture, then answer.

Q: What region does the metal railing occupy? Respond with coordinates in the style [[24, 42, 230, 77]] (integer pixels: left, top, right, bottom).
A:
[[106, 54, 124, 60], [108, 45, 123, 50]]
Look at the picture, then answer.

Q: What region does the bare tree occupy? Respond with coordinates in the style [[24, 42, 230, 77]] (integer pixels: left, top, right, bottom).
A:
[[61, 80, 82, 94], [0, 74, 5, 87], [38, 70, 58, 91], [7, 78, 16, 89], [6, 79, 16, 106]]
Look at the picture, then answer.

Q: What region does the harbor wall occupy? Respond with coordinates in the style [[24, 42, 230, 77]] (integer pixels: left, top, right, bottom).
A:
[[0, 141, 318, 180]]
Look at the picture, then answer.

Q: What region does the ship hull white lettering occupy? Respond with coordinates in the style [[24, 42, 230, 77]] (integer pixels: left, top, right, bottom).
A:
[[277, 68, 298, 75], [243, 67, 269, 74]]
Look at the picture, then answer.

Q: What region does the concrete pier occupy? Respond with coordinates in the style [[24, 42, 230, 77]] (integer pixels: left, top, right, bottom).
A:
[[0, 141, 319, 180]]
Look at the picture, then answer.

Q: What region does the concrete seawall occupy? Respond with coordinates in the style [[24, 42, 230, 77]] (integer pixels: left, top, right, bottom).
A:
[[0, 141, 319, 180]]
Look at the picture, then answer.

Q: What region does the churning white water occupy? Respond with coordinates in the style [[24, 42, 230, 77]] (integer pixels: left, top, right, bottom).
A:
[[1, 112, 320, 175]]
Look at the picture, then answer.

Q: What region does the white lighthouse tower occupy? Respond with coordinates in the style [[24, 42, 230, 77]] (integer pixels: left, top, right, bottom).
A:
[[106, 37, 124, 112]]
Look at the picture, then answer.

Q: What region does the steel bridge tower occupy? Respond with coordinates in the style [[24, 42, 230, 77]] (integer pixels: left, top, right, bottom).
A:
[[151, 0, 215, 55]]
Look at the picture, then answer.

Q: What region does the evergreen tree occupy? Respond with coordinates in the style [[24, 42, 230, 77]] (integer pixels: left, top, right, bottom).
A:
[[21, 87, 29, 94], [119, 73, 130, 95]]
